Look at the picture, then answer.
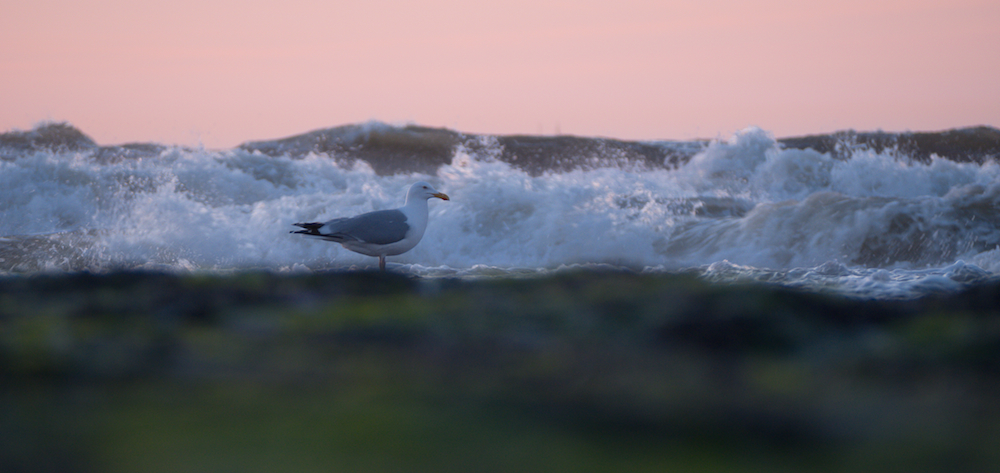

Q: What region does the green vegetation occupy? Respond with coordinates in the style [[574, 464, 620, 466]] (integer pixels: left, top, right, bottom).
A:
[[2, 270, 999, 472]]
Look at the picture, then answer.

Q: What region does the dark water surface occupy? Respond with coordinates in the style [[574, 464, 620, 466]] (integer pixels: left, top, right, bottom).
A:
[[2, 270, 999, 472]]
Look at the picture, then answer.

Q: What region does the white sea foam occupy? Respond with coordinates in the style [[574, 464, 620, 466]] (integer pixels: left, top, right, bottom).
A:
[[2, 126, 998, 297]]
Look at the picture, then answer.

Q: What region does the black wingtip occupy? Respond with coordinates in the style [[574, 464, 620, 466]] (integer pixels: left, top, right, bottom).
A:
[[291, 222, 325, 236]]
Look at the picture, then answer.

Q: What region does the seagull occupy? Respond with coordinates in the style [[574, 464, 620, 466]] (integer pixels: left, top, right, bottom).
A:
[[291, 181, 449, 270]]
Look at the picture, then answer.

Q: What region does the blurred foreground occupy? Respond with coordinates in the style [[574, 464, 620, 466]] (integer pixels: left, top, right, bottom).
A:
[[2, 270, 999, 472]]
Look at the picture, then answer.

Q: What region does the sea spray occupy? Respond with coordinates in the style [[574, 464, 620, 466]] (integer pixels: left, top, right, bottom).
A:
[[2, 122, 999, 297]]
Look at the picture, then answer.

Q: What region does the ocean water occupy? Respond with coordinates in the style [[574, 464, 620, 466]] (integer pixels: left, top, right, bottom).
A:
[[2, 122, 1000, 299]]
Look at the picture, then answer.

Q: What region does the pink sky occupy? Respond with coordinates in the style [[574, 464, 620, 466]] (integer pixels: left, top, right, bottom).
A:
[[2, 0, 998, 148]]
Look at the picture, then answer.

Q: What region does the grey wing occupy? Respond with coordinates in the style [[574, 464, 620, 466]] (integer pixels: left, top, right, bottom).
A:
[[322, 209, 410, 245]]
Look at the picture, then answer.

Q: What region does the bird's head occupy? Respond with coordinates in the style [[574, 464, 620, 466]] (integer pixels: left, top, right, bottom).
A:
[[408, 181, 449, 202]]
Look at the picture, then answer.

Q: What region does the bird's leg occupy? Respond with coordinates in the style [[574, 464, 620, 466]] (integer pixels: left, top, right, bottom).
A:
[[379, 255, 386, 271]]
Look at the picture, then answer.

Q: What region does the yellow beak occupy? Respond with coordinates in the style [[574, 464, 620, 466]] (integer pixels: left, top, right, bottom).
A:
[[433, 192, 450, 201]]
